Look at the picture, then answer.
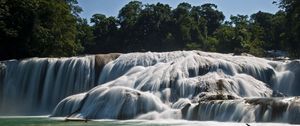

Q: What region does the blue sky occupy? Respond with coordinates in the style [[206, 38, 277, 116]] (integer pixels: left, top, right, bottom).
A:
[[77, 0, 280, 21]]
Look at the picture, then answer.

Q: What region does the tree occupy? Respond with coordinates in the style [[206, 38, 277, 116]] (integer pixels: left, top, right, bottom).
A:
[[76, 18, 94, 53], [0, 0, 83, 60], [279, 0, 300, 58], [199, 4, 225, 35], [214, 24, 238, 53], [171, 3, 194, 49], [1, 1, 295, 59], [250, 11, 275, 50], [271, 11, 286, 50], [135, 3, 172, 51], [118, 1, 142, 29], [117, 1, 143, 52], [90, 14, 119, 53], [65, 0, 83, 18]]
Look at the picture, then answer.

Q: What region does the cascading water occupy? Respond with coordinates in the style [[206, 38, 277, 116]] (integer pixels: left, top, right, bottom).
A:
[[1, 51, 300, 123], [182, 97, 300, 123], [272, 60, 300, 96], [0, 54, 119, 115]]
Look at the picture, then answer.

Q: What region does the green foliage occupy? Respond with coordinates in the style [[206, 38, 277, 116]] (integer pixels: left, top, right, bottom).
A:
[[90, 14, 120, 53], [185, 42, 201, 50], [0, 0, 82, 59], [199, 4, 225, 35], [203, 37, 219, 52], [76, 18, 94, 53], [279, 0, 300, 58], [1, 1, 300, 59]]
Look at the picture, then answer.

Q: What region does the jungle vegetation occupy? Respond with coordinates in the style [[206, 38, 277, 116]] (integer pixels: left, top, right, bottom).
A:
[[0, 0, 299, 60]]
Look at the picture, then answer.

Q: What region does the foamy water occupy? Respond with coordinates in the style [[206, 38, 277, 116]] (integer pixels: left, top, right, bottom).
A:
[[1, 51, 300, 124]]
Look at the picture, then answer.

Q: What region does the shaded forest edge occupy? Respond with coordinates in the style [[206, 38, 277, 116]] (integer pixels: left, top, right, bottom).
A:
[[0, 0, 299, 60]]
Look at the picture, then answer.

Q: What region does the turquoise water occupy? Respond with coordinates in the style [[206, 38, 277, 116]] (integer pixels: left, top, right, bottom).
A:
[[0, 117, 297, 126], [0, 117, 134, 126]]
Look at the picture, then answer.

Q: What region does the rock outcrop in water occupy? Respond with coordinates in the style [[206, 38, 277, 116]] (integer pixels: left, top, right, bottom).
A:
[[1, 51, 300, 123], [50, 51, 300, 123], [181, 97, 300, 123], [51, 86, 167, 119]]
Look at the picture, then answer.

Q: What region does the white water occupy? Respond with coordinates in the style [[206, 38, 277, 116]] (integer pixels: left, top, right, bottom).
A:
[[0, 56, 96, 114], [0, 54, 118, 115], [1, 51, 300, 123]]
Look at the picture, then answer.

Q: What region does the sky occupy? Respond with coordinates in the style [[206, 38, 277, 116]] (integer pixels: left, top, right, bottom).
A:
[[77, 0, 280, 21]]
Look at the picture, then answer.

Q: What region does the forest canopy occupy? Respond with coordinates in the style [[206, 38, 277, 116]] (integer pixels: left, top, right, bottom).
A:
[[0, 0, 299, 60]]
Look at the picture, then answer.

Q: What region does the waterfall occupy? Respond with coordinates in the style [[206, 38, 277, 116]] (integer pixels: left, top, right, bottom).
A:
[[1, 51, 300, 123], [272, 60, 300, 96], [182, 97, 300, 123], [51, 86, 168, 119], [0, 54, 119, 115]]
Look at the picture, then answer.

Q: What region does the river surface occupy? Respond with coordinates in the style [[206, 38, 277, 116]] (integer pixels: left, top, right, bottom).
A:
[[0, 116, 297, 126]]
